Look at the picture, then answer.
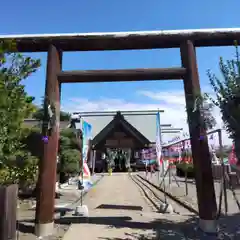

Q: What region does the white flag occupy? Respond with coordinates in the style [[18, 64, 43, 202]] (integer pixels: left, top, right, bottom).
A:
[[156, 112, 162, 166]]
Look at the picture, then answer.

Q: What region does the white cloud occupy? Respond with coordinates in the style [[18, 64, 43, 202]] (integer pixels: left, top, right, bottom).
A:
[[62, 89, 232, 146], [138, 89, 232, 146], [137, 90, 186, 106]]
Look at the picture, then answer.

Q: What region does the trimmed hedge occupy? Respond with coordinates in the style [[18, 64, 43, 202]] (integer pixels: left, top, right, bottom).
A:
[[176, 162, 195, 178]]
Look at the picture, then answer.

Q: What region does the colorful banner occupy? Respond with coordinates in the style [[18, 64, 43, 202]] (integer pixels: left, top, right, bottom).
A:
[[81, 120, 92, 179], [229, 144, 237, 165], [141, 148, 157, 162], [82, 120, 92, 163]]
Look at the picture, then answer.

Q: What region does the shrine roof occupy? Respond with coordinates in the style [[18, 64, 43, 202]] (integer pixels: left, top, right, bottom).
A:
[[92, 112, 151, 148]]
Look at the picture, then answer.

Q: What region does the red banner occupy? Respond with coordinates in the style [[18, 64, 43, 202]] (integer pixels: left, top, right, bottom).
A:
[[229, 144, 237, 165]]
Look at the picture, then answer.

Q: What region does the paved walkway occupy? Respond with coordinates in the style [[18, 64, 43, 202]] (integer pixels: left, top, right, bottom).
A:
[[62, 173, 155, 239], [62, 173, 194, 240]]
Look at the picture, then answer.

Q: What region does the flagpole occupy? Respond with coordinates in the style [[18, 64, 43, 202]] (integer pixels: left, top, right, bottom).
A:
[[158, 124, 160, 183], [157, 109, 167, 203], [156, 109, 161, 183], [81, 119, 84, 207]]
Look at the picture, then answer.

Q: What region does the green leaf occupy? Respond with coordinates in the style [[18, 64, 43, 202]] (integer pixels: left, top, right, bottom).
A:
[[0, 40, 41, 185], [207, 45, 240, 162]]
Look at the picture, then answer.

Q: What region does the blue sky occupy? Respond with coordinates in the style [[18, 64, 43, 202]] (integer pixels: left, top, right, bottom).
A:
[[1, 0, 240, 144]]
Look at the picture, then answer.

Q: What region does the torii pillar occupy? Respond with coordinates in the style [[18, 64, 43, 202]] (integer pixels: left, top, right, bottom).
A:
[[181, 41, 217, 233], [35, 45, 62, 237]]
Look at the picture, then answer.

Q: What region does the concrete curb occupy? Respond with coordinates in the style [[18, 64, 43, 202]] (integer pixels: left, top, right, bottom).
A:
[[135, 176, 220, 234], [130, 174, 161, 212], [83, 174, 104, 196], [68, 174, 104, 208], [136, 174, 198, 215], [53, 174, 105, 216]]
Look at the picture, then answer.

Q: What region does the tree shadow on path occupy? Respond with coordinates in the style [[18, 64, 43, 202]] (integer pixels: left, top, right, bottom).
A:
[[18, 213, 240, 239]]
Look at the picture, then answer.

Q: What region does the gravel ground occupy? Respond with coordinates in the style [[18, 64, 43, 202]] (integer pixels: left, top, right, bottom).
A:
[[16, 174, 103, 240], [63, 173, 214, 240], [17, 172, 240, 239], [140, 171, 240, 215], [138, 171, 240, 239]]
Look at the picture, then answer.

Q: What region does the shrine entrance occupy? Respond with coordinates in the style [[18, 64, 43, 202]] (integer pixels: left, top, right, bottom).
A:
[[6, 28, 240, 236], [92, 111, 151, 173], [106, 148, 129, 172]]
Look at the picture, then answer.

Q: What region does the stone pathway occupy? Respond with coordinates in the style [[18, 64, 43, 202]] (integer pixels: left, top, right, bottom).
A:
[[62, 173, 193, 240]]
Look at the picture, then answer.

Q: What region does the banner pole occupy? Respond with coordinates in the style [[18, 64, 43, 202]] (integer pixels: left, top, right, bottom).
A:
[[157, 110, 167, 202], [81, 120, 84, 207]]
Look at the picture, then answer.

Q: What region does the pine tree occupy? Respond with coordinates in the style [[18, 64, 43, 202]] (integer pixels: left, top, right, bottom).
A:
[[0, 40, 40, 184]]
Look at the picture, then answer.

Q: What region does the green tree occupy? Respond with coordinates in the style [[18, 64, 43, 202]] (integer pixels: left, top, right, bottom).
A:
[[58, 128, 81, 182], [21, 127, 42, 159], [189, 93, 217, 131], [200, 97, 217, 131], [215, 145, 232, 159], [0, 40, 40, 185], [19, 126, 81, 184], [207, 45, 240, 163], [60, 149, 80, 175]]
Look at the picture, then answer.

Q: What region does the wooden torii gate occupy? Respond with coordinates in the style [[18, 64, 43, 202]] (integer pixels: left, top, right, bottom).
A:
[[2, 28, 240, 236]]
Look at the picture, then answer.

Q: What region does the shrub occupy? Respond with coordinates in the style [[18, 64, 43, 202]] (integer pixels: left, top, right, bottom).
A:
[[0, 152, 38, 189], [59, 149, 80, 175]]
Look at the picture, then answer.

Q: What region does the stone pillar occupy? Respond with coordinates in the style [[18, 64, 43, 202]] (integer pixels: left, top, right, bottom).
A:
[[180, 40, 217, 233], [35, 45, 62, 237]]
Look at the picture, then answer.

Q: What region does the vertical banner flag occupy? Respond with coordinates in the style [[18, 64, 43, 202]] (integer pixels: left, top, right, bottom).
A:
[[82, 120, 92, 180], [82, 120, 92, 163], [229, 144, 237, 165], [156, 111, 162, 166]]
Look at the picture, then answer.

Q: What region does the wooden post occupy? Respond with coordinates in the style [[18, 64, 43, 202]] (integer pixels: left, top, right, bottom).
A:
[[0, 185, 18, 240], [35, 45, 62, 237], [180, 40, 217, 233]]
